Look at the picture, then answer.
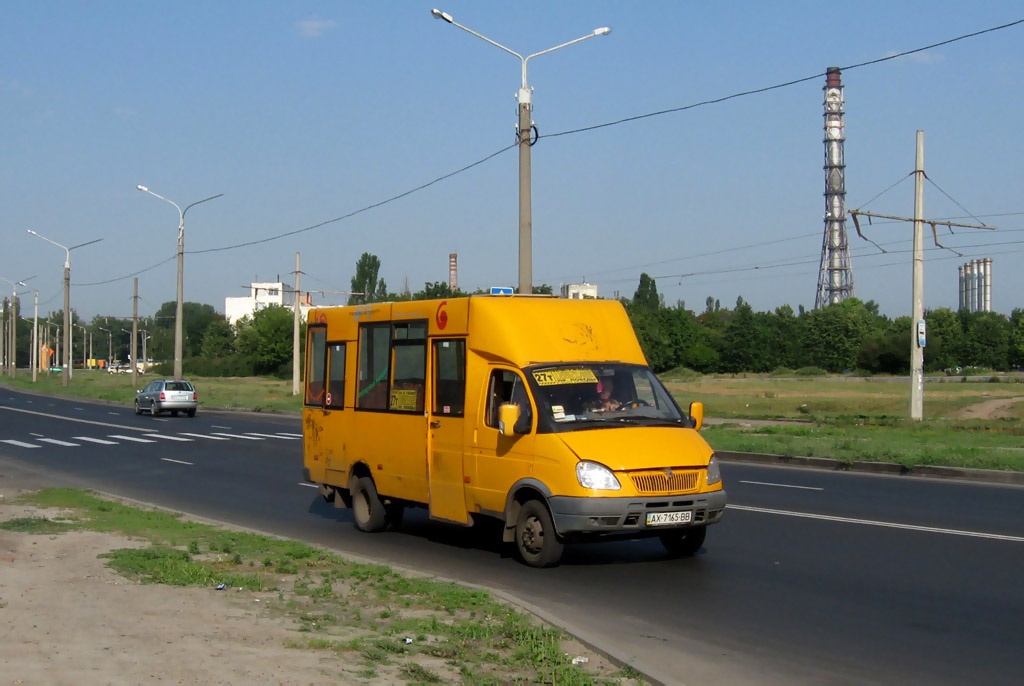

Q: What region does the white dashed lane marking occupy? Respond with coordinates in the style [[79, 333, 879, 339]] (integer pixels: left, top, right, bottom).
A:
[[74, 437, 119, 445], [1, 440, 39, 449], [37, 438, 80, 447], [161, 458, 193, 466], [143, 434, 194, 442], [178, 433, 229, 440], [244, 433, 300, 440], [107, 435, 157, 443], [210, 433, 263, 440]]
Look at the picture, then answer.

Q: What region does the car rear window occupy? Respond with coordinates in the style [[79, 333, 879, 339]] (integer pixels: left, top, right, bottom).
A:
[[165, 382, 193, 391]]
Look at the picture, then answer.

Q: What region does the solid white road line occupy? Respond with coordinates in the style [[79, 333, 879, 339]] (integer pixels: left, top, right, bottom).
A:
[[244, 433, 300, 440], [727, 504, 1024, 542], [739, 480, 824, 491], [73, 437, 119, 445], [161, 458, 193, 466], [178, 433, 229, 441], [107, 434, 157, 443], [0, 406, 150, 432], [143, 434, 194, 442], [210, 432, 262, 440], [37, 438, 80, 447], [1, 440, 39, 449]]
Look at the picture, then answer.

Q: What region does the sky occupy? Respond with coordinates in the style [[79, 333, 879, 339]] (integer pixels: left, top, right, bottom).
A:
[[2, 1, 1022, 322]]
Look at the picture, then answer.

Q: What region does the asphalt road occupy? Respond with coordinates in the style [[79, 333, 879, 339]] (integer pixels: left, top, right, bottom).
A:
[[2, 386, 1022, 685]]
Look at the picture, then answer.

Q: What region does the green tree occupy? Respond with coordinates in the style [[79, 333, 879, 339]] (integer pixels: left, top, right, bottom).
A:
[[200, 317, 235, 358], [235, 306, 294, 375], [720, 302, 772, 373], [348, 253, 388, 305], [633, 274, 660, 311], [152, 301, 221, 359], [1009, 308, 1024, 369], [959, 311, 1010, 370], [803, 299, 875, 372], [923, 308, 964, 371]]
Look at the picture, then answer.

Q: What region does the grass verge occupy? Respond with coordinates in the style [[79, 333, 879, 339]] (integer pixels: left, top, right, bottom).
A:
[[0, 488, 643, 685]]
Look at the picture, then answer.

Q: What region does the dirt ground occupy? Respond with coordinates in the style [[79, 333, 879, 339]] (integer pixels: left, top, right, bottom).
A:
[[951, 396, 1024, 420], [0, 482, 617, 685]]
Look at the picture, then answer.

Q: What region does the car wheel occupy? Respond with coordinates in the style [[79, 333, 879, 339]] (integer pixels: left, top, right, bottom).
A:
[[171, 410, 179, 417], [151, 402, 161, 416], [515, 499, 564, 568], [186, 409, 196, 418], [659, 526, 707, 557], [349, 474, 387, 533], [134, 400, 142, 416]]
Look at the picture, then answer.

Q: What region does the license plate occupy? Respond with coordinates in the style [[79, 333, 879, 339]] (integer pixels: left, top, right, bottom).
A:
[[646, 511, 692, 526]]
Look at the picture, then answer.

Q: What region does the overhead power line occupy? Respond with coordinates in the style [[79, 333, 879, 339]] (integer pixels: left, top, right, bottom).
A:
[[81, 18, 1024, 288]]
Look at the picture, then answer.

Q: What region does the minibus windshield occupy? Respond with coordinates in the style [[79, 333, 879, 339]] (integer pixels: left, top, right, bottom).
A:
[[528, 364, 685, 427]]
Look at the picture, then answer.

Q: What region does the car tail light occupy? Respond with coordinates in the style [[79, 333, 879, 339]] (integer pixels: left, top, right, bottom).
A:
[[160, 392, 166, 400], [193, 392, 197, 400]]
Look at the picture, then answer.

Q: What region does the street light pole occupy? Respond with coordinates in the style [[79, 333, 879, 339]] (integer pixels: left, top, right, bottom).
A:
[[136, 185, 223, 379], [98, 326, 112, 370], [431, 9, 610, 294], [27, 230, 102, 386], [18, 282, 38, 382], [0, 276, 34, 378]]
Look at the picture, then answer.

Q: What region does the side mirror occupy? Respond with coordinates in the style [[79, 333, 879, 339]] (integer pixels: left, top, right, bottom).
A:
[[498, 403, 520, 437], [688, 401, 704, 431]]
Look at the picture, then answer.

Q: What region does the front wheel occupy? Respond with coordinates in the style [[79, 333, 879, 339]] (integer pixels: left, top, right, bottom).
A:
[[134, 400, 142, 416], [659, 526, 707, 557], [349, 474, 387, 533], [515, 499, 564, 568]]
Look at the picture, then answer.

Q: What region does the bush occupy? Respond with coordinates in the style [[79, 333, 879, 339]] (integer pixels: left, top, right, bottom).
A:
[[662, 366, 702, 381], [769, 367, 795, 377], [182, 356, 255, 378], [794, 366, 828, 377]]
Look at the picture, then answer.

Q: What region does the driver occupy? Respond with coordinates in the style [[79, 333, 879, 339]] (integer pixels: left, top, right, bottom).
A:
[[585, 378, 621, 412]]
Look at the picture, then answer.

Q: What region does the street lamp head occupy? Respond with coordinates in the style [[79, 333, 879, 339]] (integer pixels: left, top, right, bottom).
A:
[[136, 184, 149, 192], [594, 27, 612, 36], [431, 8, 453, 23], [27, 229, 39, 237]]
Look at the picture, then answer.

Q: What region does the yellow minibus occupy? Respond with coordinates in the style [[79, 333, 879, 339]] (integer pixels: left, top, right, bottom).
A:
[[302, 295, 725, 567]]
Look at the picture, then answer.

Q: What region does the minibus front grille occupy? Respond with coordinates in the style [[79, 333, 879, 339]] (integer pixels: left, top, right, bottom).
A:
[[629, 470, 700, 494]]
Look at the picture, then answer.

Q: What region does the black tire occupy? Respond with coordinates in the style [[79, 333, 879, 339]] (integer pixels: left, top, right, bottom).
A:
[[659, 526, 707, 557], [515, 499, 564, 568], [186, 408, 196, 418], [349, 474, 387, 533], [152, 402, 161, 416], [385, 504, 405, 529], [134, 400, 142, 416], [171, 410, 179, 417]]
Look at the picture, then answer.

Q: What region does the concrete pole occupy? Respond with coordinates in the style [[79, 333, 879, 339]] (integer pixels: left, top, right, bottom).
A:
[[518, 94, 533, 295], [63, 262, 71, 386], [31, 290, 37, 383], [910, 130, 925, 421], [292, 251, 301, 396], [131, 277, 138, 387]]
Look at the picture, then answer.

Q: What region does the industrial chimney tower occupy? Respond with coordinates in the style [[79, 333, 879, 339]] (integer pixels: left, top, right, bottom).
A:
[[958, 258, 992, 312], [448, 253, 458, 292], [815, 67, 855, 309]]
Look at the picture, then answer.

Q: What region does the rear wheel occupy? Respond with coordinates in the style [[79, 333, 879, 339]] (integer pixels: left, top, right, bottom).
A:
[[349, 474, 387, 533], [171, 410, 179, 417], [152, 402, 161, 416], [186, 408, 196, 418], [515, 499, 564, 568], [659, 526, 707, 557]]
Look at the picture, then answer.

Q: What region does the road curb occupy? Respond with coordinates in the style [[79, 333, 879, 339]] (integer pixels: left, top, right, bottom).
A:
[[717, 450, 1024, 486]]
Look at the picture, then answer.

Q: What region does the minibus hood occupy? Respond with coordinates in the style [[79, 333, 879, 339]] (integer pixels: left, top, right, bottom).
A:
[[557, 426, 713, 471]]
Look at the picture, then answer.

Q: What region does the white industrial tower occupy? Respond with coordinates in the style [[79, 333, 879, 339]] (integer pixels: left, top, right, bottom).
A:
[[958, 258, 993, 312], [815, 67, 855, 309]]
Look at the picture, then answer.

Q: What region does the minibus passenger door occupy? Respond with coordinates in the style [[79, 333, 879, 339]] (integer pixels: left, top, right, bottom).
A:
[[427, 339, 469, 525]]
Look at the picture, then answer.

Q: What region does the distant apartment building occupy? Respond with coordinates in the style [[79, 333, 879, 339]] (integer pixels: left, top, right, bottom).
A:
[[560, 281, 599, 299], [225, 281, 312, 326]]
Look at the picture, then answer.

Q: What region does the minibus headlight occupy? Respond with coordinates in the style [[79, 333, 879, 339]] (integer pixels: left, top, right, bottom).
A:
[[706, 456, 722, 485], [576, 461, 621, 491]]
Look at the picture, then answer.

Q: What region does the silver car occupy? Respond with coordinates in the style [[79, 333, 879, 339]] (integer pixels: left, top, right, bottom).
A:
[[135, 379, 198, 417]]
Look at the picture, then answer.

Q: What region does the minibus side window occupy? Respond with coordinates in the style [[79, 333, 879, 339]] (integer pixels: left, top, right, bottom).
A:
[[357, 323, 391, 410], [486, 369, 532, 433], [433, 339, 465, 416], [326, 343, 345, 408], [391, 342, 426, 412], [304, 326, 327, 407]]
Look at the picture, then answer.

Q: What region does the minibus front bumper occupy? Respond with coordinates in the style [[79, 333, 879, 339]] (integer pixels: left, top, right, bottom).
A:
[[547, 490, 727, 537]]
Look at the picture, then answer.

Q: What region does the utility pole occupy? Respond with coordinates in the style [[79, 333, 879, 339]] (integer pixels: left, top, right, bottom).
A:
[[850, 130, 995, 421], [911, 130, 926, 420], [292, 252, 302, 396], [131, 277, 139, 387]]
